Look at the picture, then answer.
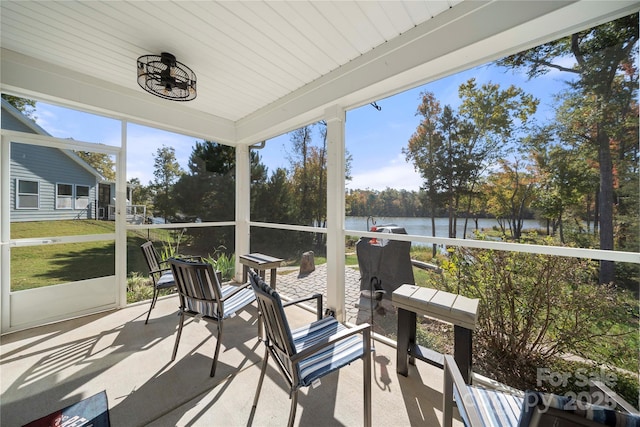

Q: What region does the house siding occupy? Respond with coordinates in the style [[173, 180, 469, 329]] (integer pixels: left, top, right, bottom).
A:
[[2, 111, 34, 133], [10, 142, 97, 222], [2, 102, 102, 223]]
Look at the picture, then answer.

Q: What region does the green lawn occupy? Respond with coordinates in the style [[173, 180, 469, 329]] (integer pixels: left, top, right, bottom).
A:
[[11, 219, 117, 239], [11, 220, 150, 291]]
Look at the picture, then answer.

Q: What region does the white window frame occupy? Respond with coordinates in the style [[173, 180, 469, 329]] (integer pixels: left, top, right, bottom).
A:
[[75, 184, 90, 210], [56, 182, 73, 210], [15, 178, 40, 210]]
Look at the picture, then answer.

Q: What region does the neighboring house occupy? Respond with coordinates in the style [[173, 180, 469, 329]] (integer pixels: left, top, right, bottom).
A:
[[99, 181, 140, 222], [2, 98, 113, 222]]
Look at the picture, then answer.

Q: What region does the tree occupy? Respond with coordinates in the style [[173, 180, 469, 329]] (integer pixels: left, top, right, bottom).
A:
[[152, 145, 183, 222], [404, 80, 538, 239], [74, 151, 115, 181], [2, 95, 36, 119], [288, 126, 315, 225], [404, 91, 442, 254], [527, 117, 600, 243], [484, 159, 536, 240], [456, 79, 538, 237], [174, 157, 231, 223], [190, 140, 236, 175], [497, 13, 639, 284], [172, 140, 270, 251], [285, 122, 352, 252], [253, 167, 295, 223], [250, 167, 301, 256], [128, 177, 154, 212], [286, 124, 327, 253], [438, 104, 465, 238], [179, 141, 235, 222]]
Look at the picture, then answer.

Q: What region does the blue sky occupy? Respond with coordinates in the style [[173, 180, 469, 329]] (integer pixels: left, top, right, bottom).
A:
[[34, 62, 568, 191]]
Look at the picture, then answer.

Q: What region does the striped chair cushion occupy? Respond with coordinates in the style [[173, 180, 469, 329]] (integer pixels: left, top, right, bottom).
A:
[[292, 316, 364, 387], [156, 271, 175, 288], [185, 285, 255, 320], [457, 388, 640, 427], [518, 391, 640, 427], [455, 386, 523, 427]]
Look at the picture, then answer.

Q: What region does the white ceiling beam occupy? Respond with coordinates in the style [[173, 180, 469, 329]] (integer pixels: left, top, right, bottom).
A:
[[1, 49, 237, 145]]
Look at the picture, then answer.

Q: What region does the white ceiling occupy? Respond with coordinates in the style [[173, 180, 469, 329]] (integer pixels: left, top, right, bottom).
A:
[[1, 1, 638, 145]]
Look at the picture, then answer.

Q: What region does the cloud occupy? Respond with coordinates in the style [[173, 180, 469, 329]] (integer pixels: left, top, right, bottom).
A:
[[347, 154, 422, 192]]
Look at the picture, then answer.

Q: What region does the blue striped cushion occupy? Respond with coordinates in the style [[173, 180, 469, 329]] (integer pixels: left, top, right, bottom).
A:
[[186, 285, 255, 320], [456, 386, 523, 427], [518, 391, 640, 427], [292, 316, 364, 387], [156, 271, 175, 288]]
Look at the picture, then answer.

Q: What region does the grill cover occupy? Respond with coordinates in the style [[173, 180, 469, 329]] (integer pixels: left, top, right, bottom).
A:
[[356, 226, 415, 298]]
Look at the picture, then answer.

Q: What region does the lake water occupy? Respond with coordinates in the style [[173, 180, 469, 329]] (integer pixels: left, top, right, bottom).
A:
[[345, 216, 544, 244]]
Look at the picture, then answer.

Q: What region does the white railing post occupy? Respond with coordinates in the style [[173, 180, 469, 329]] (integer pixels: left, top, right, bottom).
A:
[[1, 136, 10, 333], [115, 121, 127, 307], [235, 143, 251, 282], [325, 105, 346, 321]]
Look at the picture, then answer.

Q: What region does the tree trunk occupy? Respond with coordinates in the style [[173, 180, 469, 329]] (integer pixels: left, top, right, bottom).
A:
[[558, 212, 564, 244], [431, 213, 437, 258], [585, 194, 592, 233], [593, 186, 600, 235], [597, 127, 615, 284]]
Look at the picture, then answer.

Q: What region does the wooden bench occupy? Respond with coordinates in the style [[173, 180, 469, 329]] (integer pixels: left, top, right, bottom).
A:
[[392, 284, 479, 384]]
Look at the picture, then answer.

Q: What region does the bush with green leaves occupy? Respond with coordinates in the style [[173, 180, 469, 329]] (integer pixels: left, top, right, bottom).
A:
[[429, 236, 637, 397], [159, 228, 188, 260], [127, 272, 156, 304], [201, 245, 234, 281]]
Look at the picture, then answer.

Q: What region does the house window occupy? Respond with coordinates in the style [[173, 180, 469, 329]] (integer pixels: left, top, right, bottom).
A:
[[16, 179, 39, 209], [56, 183, 73, 209], [75, 185, 90, 210]]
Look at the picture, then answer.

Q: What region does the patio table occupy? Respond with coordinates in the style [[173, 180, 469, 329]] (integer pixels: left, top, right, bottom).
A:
[[240, 253, 283, 289], [392, 284, 479, 384]]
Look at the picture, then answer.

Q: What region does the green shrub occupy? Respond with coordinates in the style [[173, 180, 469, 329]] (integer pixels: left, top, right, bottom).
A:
[[428, 236, 637, 395], [203, 246, 235, 281], [159, 228, 188, 260], [127, 272, 154, 303], [127, 272, 175, 304]]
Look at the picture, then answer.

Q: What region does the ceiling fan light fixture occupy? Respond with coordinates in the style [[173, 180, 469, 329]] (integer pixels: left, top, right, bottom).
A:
[[137, 52, 197, 101]]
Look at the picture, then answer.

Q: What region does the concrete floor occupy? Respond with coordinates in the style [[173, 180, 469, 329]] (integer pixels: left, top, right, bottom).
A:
[[1, 295, 462, 427]]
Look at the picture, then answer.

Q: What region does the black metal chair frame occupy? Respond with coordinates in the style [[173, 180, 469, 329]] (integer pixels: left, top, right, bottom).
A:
[[168, 257, 255, 377], [140, 241, 176, 324], [248, 269, 372, 427]]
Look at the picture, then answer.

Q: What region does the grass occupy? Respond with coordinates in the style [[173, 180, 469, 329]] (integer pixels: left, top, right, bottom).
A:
[[11, 220, 154, 291], [10, 219, 116, 239], [11, 241, 116, 290], [10, 220, 233, 300]]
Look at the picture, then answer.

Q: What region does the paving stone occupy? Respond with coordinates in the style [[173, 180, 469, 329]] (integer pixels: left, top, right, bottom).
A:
[[275, 264, 363, 323]]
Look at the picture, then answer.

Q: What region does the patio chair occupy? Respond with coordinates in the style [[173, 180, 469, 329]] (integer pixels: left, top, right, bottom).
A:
[[248, 269, 372, 427], [443, 354, 640, 427], [140, 241, 176, 324], [168, 257, 256, 377]]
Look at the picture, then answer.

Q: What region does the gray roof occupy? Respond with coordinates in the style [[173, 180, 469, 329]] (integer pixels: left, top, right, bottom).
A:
[[2, 98, 106, 181]]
